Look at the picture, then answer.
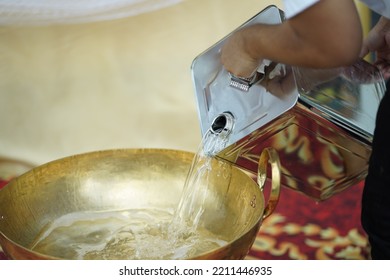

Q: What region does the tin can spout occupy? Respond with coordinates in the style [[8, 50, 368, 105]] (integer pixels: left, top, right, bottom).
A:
[[210, 112, 234, 138]]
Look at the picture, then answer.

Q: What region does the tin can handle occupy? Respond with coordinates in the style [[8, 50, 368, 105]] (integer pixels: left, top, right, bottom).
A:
[[229, 72, 265, 92], [257, 147, 281, 219]]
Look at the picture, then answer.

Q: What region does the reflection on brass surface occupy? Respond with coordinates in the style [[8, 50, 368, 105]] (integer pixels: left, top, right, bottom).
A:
[[217, 103, 371, 201], [0, 148, 280, 260]]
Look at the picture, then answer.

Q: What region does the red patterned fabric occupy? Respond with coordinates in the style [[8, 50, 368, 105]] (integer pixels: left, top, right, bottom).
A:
[[247, 181, 369, 260]]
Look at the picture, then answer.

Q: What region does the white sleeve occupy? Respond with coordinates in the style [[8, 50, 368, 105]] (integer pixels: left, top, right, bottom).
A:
[[282, 0, 320, 18], [360, 0, 390, 18]]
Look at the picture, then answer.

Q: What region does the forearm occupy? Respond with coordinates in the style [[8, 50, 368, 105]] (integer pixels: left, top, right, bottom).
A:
[[365, 16, 390, 51], [249, 1, 362, 65], [221, 0, 363, 77]]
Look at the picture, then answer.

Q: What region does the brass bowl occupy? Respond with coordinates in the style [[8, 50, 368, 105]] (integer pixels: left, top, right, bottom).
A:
[[0, 148, 280, 259]]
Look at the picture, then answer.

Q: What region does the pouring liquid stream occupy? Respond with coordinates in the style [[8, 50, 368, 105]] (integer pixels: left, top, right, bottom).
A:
[[169, 128, 231, 236], [30, 128, 232, 260]]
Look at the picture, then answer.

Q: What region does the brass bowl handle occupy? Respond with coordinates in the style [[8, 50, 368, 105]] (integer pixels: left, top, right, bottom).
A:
[[257, 147, 281, 219]]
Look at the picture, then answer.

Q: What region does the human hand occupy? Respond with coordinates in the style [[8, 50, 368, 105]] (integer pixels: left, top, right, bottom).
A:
[[220, 28, 261, 78], [258, 63, 296, 98], [360, 17, 390, 80]]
